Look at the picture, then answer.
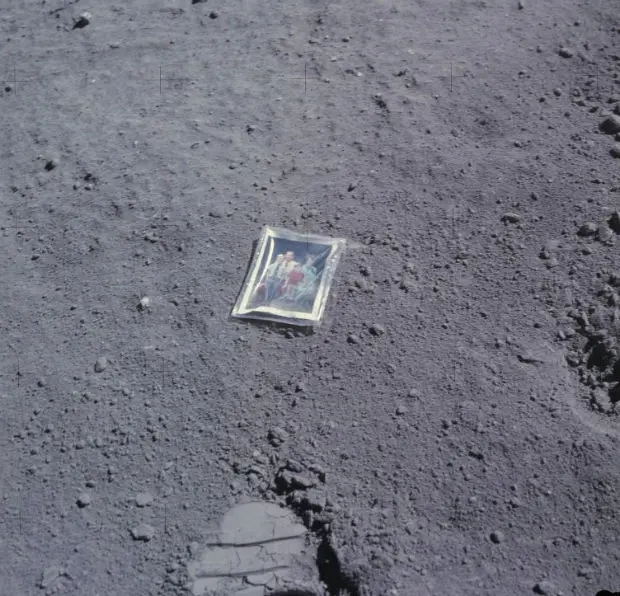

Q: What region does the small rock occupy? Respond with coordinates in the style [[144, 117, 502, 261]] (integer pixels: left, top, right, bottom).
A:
[[546, 257, 559, 268], [501, 212, 521, 223], [396, 405, 408, 416], [76, 492, 91, 508], [591, 389, 612, 413], [44, 159, 58, 171], [517, 0, 524, 8], [279, 470, 316, 490], [94, 357, 108, 373], [131, 523, 155, 541], [609, 211, 620, 233], [374, 94, 388, 110], [268, 427, 287, 447], [137, 296, 150, 311], [539, 249, 551, 260], [40, 566, 63, 589], [347, 333, 360, 344], [599, 115, 620, 135], [577, 222, 597, 237], [533, 580, 557, 595], [610, 144, 620, 159], [558, 46, 574, 58], [489, 530, 504, 544], [73, 11, 92, 29], [347, 181, 357, 192], [208, 10, 218, 18], [135, 492, 154, 508], [303, 488, 327, 512], [369, 323, 385, 336], [307, 461, 324, 473], [597, 223, 614, 244]]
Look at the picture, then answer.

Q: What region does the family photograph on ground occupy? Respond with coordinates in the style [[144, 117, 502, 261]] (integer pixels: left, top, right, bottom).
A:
[[231, 226, 346, 325], [251, 245, 328, 312]]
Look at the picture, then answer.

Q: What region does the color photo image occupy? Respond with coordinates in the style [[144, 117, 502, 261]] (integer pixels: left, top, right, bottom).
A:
[[232, 226, 346, 325]]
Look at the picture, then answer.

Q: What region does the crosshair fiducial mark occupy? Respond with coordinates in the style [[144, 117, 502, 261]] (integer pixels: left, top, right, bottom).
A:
[[154, 65, 193, 94], [16, 354, 21, 387], [14, 353, 36, 388], [570, 68, 616, 104], [2, 349, 35, 389], [2, 63, 31, 94], [279, 62, 309, 95], [276, 62, 325, 96]]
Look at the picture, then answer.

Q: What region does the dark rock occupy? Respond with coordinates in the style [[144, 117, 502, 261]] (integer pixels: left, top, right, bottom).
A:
[[76, 492, 91, 508], [533, 580, 557, 595], [268, 427, 287, 447], [73, 12, 91, 29], [577, 222, 597, 237], [599, 115, 620, 134], [369, 323, 385, 336]]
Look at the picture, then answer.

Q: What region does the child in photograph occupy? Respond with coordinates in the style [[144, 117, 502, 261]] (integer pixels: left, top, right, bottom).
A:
[[292, 254, 319, 306], [282, 262, 305, 300]]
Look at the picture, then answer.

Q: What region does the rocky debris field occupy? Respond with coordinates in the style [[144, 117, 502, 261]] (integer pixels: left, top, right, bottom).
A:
[[1, 0, 619, 595]]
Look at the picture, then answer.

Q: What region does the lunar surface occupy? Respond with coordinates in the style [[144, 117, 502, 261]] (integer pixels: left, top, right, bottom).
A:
[[0, 1, 619, 595]]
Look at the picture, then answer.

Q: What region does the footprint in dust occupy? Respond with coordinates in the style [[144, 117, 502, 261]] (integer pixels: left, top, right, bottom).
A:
[[186, 501, 324, 596]]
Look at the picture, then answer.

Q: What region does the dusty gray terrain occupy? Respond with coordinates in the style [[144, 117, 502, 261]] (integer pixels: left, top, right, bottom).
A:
[[1, 0, 619, 595]]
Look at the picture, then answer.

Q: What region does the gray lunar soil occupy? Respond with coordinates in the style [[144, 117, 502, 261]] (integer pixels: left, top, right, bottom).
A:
[[1, 0, 620, 595]]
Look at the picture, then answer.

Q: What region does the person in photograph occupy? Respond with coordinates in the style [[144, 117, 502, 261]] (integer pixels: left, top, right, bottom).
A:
[[265, 253, 286, 300], [281, 250, 299, 276], [274, 250, 299, 300], [253, 253, 283, 303], [292, 254, 319, 306], [282, 262, 305, 300]]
